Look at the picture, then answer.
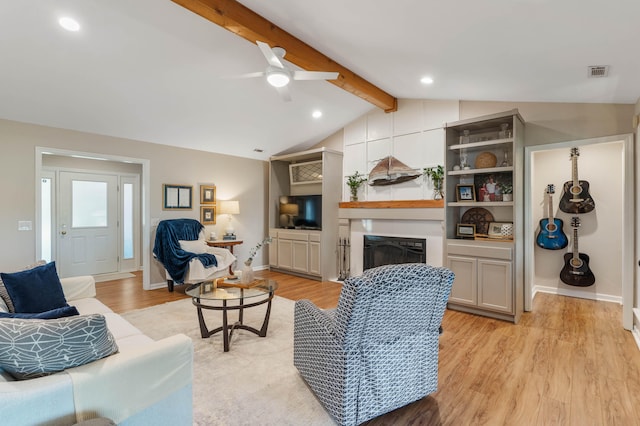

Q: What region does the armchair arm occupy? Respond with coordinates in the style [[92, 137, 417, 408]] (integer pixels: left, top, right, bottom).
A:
[[68, 333, 193, 424], [293, 300, 358, 425], [60, 275, 96, 301]]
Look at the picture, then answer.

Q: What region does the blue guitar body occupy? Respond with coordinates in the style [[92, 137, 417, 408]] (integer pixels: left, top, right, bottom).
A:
[[536, 218, 569, 250]]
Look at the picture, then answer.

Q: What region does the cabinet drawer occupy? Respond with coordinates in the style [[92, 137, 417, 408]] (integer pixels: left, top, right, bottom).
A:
[[447, 243, 512, 261], [278, 231, 309, 241], [308, 232, 321, 242]]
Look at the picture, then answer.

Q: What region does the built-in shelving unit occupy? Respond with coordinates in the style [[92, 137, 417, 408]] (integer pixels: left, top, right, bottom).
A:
[[444, 109, 525, 323]]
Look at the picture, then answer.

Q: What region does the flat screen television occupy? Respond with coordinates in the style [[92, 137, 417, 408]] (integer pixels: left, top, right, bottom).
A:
[[279, 195, 322, 230]]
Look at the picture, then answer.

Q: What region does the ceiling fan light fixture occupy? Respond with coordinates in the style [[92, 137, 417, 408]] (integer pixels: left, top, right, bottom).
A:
[[266, 69, 290, 87]]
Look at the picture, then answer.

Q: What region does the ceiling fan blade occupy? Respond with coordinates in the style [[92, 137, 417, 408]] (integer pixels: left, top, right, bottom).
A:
[[293, 71, 339, 81], [275, 85, 292, 102], [257, 41, 284, 68], [227, 71, 265, 79]]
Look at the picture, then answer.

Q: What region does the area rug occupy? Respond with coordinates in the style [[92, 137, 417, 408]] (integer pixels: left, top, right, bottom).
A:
[[93, 272, 135, 283], [121, 296, 335, 425]]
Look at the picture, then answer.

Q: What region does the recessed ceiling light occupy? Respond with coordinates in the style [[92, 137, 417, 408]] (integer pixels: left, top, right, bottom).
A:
[[59, 17, 80, 32], [312, 110, 322, 119], [420, 76, 434, 85]]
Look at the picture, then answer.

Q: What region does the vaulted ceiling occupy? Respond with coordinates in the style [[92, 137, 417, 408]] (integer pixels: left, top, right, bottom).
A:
[[1, 0, 638, 161]]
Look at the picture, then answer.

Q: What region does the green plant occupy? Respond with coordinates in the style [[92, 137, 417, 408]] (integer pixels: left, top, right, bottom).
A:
[[346, 171, 368, 200], [500, 182, 513, 194], [423, 165, 445, 198]]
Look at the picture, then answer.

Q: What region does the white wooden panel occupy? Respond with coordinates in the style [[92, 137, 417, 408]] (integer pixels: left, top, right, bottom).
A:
[[366, 138, 392, 171], [423, 99, 460, 130], [277, 239, 293, 269], [478, 259, 512, 313], [292, 240, 309, 272], [393, 99, 423, 136], [366, 184, 391, 201], [447, 256, 477, 306], [269, 238, 278, 266], [393, 133, 427, 168], [343, 143, 366, 176], [309, 241, 321, 276], [344, 116, 367, 146], [423, 129, 445, 167], [366, 109, 392, 141], [392, 180, 424, 201]]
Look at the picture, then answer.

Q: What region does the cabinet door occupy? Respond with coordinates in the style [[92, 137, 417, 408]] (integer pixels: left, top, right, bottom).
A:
[[447, 256, 477, 306], [292, 240, 309, 273], [277, 239, 293, 269], [269, 238, 278, 266], [309, 241, 321, 276], [478, 259, 512, 313]]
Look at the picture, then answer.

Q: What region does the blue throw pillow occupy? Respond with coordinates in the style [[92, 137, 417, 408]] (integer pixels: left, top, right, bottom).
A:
[[0, 262, 69, 313], [0, 305, 79, 319]]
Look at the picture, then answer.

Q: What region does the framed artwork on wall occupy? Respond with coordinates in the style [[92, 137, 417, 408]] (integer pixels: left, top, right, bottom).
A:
[[163, 184, 192, 210], [201, 206, 216, 225], [200, 185, 216, 204]]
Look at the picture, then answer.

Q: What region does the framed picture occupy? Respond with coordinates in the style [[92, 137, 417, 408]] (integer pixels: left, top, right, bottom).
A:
[[474, 172, 512, 202], [488, 222, 513, 239], [456, 223, 476, 239], [200, 185, 216, 204], [456, 184, 476, 202], [163, 184, 192, 210], [201, 206, 216, 225]]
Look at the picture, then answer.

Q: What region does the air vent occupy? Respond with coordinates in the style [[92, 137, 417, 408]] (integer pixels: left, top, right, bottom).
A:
[[588, 65, 609, 78]]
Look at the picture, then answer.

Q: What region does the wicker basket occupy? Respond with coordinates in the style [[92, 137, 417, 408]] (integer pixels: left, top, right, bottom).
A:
[[475, 152, 497, 169]]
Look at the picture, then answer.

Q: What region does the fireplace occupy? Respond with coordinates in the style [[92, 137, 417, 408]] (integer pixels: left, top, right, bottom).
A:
[[363, 235, 426, 270]]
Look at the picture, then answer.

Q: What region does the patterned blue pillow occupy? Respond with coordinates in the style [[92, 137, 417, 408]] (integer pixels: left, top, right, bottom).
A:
[[0, 305, 79, 319], [0, 314, 119, 380], [0, 261, 68, 313]]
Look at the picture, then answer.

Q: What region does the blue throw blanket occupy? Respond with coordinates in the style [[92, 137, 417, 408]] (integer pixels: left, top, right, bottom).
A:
[[152, 219, 218, 284]]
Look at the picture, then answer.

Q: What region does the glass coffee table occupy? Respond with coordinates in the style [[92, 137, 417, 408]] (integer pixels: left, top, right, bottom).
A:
[[185, 279, 278, 352]]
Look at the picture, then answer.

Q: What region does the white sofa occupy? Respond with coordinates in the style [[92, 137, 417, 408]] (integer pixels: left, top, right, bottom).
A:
[[0, 275, 193, 425]]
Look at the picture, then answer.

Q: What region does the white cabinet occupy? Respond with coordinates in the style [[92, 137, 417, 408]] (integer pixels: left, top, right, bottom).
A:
[[268, 229, 321, 278], [444, 110, 524, 323]]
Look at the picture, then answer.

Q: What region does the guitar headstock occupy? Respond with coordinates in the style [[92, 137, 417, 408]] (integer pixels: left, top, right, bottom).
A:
[[546, 184, 555, 194], [570, 147, 580, 158], [570, 216, 581, 228]]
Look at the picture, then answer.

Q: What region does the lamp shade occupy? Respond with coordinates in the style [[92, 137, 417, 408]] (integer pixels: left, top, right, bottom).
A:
[[219, 200, 240, 215], [280, 203, 299, 216]]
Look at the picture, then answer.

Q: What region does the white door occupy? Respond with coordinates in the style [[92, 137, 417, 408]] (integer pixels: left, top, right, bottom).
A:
[[58, 172, 118, 277]]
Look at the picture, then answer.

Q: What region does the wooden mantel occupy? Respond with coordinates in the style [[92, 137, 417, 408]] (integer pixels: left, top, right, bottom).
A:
[[339, 200, 444, 209]]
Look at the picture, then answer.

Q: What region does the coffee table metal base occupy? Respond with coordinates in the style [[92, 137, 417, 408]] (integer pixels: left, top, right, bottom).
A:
[[192, 291, 275, 352]]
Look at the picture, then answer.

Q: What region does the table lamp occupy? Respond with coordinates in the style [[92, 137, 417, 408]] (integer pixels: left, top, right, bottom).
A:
[[280, 203, 299, 228], [219, 200, 240, 240]]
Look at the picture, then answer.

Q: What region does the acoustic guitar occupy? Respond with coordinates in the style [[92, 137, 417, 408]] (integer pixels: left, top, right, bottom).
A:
[[559, 217, 595, 287], [559, 147, 595, 214], [536, 184, 568, 250]]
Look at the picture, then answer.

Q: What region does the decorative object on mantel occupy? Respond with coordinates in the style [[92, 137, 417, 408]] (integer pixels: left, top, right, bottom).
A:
[[368, 156, 421, 186], [346, 171, 368, 201], [422, 165, 445, 200], [242, 237, 272, 284]]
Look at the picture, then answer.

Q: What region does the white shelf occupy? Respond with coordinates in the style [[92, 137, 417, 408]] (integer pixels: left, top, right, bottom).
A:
[[449, 138, 513, 150], [448, 201, 514, 207], [448, 166, 513, 176]]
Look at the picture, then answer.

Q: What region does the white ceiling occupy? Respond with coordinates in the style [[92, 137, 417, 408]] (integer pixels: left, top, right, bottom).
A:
[[1, 0, 638, 161]]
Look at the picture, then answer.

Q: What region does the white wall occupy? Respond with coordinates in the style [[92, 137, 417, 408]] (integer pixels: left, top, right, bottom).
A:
[[531, 141, 624, 301], [0, 118, 269, 287]]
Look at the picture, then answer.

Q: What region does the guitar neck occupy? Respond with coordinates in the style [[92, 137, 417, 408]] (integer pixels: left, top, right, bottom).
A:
[[548, 194, 554, 222], [572, 228, 579, 260], [572, 156, 579, 187]]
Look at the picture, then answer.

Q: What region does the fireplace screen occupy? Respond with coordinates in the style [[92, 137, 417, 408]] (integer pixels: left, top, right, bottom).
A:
[[363, 235, 426, 270]]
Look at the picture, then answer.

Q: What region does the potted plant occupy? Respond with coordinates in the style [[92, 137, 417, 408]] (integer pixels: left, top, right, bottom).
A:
[[500, 182, 513, 202], [346, 171, 367, 201], [423, 165, 445, 199]]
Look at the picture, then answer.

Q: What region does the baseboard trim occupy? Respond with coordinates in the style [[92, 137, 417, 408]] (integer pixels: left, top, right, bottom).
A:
[[533, 285, 622, 304]]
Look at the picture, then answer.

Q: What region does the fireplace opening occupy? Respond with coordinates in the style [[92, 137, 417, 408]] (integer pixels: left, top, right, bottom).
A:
[[363, 235, 426, 270]]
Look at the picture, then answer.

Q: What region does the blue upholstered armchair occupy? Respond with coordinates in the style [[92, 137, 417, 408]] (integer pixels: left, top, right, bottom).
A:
[[293, 263, 454, 426]]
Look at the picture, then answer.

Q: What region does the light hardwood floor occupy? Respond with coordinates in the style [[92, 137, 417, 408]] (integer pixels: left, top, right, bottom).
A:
[[96, 271, 640, 425]]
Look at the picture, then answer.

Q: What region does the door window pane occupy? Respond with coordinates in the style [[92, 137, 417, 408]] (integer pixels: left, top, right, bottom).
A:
[[72, 180, 107, 227], [123, 183, 133, 259]]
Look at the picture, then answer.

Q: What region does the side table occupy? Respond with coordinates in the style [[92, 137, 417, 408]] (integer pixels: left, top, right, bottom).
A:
[[206, 239, 243, 275]]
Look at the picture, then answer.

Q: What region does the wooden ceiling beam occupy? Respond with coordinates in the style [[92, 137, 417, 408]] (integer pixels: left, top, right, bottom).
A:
[[171, 0, 398, 112]]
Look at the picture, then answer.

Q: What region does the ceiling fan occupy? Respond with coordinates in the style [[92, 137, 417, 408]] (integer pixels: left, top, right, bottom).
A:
[[236, 41, 339, 101]]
